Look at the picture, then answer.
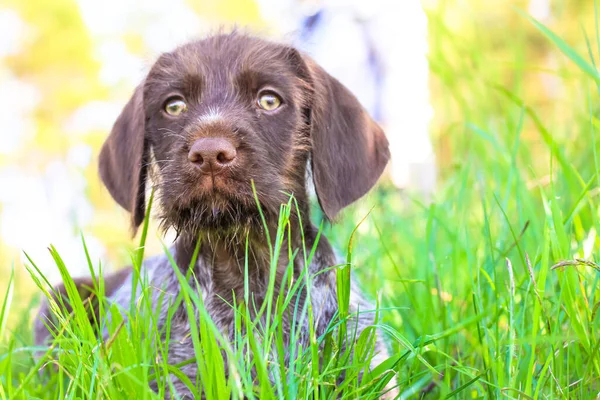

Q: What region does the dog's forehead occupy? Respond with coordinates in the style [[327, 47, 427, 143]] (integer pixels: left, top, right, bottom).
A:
[[154, 34, 293, 82]]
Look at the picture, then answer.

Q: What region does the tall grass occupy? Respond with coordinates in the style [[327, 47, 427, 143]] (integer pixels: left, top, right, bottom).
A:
[[0, 192, 399, 399], [2, 6, 600, 399]]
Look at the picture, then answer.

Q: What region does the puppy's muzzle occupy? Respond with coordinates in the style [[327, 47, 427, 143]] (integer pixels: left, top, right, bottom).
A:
[[188, 137, 237, 175]]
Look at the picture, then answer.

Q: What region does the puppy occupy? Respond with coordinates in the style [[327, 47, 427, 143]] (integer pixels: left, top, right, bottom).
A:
[[35, 32, 393, 397]]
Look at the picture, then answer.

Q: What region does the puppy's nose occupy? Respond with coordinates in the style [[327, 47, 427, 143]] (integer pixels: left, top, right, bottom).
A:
[[188, 137, 237, 174]]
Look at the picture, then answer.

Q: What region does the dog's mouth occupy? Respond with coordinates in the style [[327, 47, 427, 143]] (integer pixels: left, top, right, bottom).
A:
[[158, 182, 266, 237], [160, 200, 265, 238], [155, 163, 285, 237]]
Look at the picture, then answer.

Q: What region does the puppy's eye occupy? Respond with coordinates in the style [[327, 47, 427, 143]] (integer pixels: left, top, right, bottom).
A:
[[164, 98, 188, 116], [257, 92, 282, 111]]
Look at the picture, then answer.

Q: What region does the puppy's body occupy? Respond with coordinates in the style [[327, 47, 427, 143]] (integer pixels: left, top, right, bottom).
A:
[[100, 235, 387, 396], [35, 32, 393, 397]]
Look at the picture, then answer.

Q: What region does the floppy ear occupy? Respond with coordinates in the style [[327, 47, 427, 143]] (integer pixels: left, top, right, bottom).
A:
[[300, 56, 390, 220], [99, 85, 148, 233]]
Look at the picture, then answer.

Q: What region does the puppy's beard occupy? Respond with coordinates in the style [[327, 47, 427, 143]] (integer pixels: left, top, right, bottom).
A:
[[158, 196, 268, 239]]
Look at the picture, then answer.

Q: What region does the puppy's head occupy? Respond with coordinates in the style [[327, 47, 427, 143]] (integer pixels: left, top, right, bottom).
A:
[[99, 33, 390, 236]]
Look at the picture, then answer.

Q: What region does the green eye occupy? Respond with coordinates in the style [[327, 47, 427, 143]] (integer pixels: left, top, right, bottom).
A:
[[164, 98, 187, 116], [257, 92, 282, 111]]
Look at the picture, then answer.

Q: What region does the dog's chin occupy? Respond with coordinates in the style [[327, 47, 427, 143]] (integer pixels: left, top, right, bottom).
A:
[[159, 192, 265, 239]]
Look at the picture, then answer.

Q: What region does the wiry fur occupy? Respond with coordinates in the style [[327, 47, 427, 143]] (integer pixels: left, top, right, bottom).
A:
[[34, 32, 394, 398]]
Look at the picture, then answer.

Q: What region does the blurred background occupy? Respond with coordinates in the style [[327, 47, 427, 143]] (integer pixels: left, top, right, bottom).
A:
[[0, 0, 595, 316]]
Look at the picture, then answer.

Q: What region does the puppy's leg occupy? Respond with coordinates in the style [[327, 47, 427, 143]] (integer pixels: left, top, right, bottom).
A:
[[370, 345, 399, 399], [34, 267, 132, 346]]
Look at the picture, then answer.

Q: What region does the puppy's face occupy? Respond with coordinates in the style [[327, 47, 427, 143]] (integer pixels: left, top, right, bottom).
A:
[[144, 37, 309, 234], [99, 33, 390, 238]]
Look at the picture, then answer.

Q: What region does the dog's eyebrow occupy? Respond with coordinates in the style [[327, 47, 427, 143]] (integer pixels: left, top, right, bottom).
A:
[[183, 73, 204, 97], [235, 67, 291, 91]]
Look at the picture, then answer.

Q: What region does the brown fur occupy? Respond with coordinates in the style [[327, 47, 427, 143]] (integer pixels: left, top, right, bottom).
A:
[[35, 32, 394, 398]]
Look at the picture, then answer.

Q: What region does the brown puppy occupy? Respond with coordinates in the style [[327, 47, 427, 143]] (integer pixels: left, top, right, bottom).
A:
[[35, 32, 393, 397]]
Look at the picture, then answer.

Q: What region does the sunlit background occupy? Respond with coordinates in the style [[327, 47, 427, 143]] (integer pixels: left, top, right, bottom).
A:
[[0, 0, 595, 318]]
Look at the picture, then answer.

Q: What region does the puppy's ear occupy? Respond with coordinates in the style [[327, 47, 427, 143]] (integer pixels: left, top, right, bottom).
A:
[[296, 54, 390, 220], [99, 85, 148, 233]]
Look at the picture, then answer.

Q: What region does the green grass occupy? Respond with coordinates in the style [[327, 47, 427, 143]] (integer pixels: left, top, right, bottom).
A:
[[2, 7, 600, 399]]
